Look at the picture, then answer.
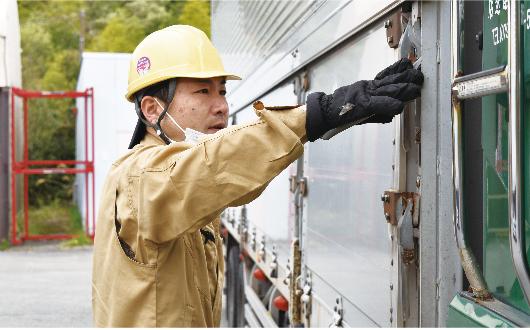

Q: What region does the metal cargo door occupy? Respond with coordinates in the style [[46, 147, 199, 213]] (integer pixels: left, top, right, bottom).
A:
[[301, 26, 400, 327], [481, 0, 530, 314], [447, 0, 530, 326], [235, 81, 299, 276]]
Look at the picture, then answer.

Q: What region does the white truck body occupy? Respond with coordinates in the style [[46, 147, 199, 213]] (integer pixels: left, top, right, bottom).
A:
[[75, 52, 135, 235], [212, 0, 461, 327]]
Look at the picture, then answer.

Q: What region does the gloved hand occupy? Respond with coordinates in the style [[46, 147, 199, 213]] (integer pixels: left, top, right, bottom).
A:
[[305, 58, 424, 142]]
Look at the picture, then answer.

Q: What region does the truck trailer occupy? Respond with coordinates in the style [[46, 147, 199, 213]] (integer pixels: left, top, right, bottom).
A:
[[212, 0, 530, 327]]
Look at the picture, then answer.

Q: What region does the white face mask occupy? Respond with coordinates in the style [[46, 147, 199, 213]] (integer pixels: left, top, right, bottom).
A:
[[155, 99, 205, 144]]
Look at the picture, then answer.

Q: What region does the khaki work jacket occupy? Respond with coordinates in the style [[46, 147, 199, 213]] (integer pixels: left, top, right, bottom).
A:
[[92, 103, 307, 327]]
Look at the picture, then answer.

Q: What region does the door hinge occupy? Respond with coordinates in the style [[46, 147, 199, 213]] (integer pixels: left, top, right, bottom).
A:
[[293, 70, 311, 96], [330, 296, 343, 327], [290, 175, 308, 197], [385, 12, 402, 48], [269, 245, 278, 278], [239, 205, 248, 242], [301, 270, 312, 320], [289, 239, 302, 325], [381, 190, 416, 226]]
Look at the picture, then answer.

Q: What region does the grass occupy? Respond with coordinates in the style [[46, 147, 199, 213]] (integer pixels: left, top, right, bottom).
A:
[[59, 233, 92, 248], [0, 239, 9, 251], [15, 199, 92, 248], [59, 203, 92, 249]]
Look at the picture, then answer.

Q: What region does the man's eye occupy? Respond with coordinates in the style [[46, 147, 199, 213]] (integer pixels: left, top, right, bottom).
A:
[[197, 89, 209, 94], [220, 90, 227, 96]]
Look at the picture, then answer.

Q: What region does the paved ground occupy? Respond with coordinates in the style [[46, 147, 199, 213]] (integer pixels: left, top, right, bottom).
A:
[[0, 241, 228, 328]]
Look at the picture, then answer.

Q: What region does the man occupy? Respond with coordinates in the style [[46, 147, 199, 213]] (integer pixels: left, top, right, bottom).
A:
[[92, 25, 423, 327]]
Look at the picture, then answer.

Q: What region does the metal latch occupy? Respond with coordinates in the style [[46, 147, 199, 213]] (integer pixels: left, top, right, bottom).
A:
[[301, 271, 312, 319], [293, 70, 311, 95], [239, 205, 248, 242], [381, 190, 416, 226], [290, 175, 308, 197], [249, 226, 257, 251], [301, 281, 311, 304], [258, 235, 266, 262], [397, 197, 417, 323], [398, 199, 415, 265], [385, 12, 402, 48], [329, 296, 343, 328], [269, 245, 278, 278]]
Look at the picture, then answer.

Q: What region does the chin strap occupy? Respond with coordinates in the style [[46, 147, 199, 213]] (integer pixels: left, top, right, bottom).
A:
[[134, 78, 177, 145]]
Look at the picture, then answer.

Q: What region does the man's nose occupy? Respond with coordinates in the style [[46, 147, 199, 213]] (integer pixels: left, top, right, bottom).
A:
[[212, 94, 229, 116]]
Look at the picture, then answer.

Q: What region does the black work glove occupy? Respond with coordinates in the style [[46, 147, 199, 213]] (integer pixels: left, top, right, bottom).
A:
[[305, 58, 424, 142]]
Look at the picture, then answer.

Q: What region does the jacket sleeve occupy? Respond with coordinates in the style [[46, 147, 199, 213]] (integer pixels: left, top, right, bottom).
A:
[[137, 105, 307, 244]]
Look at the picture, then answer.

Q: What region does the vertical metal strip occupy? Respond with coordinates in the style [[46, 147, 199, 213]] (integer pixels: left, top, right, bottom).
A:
[[451, 0, 491, 299], [84, 90, 90, 237], [22, 96, 29, 239], [10, 88, 21, 245], [91, 88, 96, 238], [508, 0, 530, 307], [23, 98, 27, 164], [23, 171, 28, 238], [451, 0, 466, 250]]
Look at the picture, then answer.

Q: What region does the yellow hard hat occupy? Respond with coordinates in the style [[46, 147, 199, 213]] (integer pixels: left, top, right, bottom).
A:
[[125, 25, 241, 102]]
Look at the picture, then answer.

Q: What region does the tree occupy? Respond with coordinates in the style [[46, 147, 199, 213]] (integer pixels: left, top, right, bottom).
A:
[[179, 1, 210, 38], [17, 0, 211, 206]]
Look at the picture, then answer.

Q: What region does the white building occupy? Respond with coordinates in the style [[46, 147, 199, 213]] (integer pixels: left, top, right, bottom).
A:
[[76, 52, 136, 235], [0, 0, 22, 242]]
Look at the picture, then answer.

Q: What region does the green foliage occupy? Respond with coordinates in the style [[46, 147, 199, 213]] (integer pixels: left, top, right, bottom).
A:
[[59, 234, 92, 249], [19, 22, 54, 90], [95, 17, 144, 53], [84, 1, 208, 53], [29, 173, 74, 208], [0, 239, 9, 251], [179, 1, 211, 37], [13, 200, 92, 248], [15, 199, 81, 236], [59, 205, 92, 248], [18, 0, 211, 208], [68, 203, 84, 233]]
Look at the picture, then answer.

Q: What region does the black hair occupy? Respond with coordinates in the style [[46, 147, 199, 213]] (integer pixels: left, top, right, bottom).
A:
[[129, 78, 177, 148], [141, 79, 171, 105]]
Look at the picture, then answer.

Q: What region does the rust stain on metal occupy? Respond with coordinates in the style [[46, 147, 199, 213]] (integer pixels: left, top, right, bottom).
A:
[[289, 239, 301, 324], [401, 248, 415, 266]]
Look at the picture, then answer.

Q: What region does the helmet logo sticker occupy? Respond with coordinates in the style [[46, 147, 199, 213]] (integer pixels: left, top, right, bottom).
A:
[[137, 57, 151, 76]]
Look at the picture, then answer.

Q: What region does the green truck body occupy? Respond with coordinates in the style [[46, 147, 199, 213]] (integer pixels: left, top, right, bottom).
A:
[[447, 0, 530, 327]]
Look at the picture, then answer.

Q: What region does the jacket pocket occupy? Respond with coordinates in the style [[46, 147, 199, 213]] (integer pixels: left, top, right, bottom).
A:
[[183, 304, 195, 327]]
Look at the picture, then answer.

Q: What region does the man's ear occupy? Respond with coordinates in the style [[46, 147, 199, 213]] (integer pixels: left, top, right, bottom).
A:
[[141, 96, 164, 124]]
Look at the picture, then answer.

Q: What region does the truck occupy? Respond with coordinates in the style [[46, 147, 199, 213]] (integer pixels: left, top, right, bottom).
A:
[[211, 0, 530, 327]]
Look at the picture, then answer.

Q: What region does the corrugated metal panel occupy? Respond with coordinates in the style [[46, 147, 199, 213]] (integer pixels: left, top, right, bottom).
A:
[[212, 0, 400, 113], [212, 0, 326, 89], [301, 26, 396, 327], [420, 1, 462, 327], [214, 1, 462, 326]]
